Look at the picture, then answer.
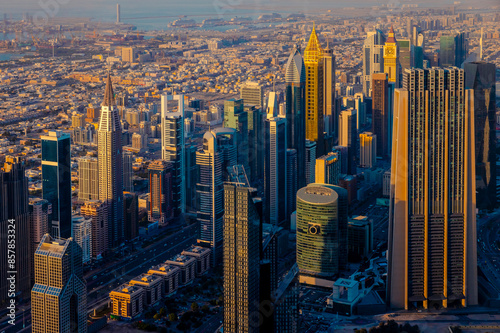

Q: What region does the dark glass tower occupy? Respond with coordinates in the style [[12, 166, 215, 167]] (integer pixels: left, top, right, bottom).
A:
[[440, 32, 468, 67], [0, 157, 31, 306], [464, 62, 497, 210], [41, 130, 72, 239], [372, 73, 389, 158], [285, 45, 306, 188], [388, 68, 478, 310], [223, 183, 260, 333]]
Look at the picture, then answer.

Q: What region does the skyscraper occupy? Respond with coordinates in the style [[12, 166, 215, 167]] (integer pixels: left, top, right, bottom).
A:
[[440, 32, 468, 67], [388, 68, 478, 310], [81, 200, 108, 258], [148, 160, 173, 226], [197, 128, 237, 265], [123, 151, 134, 192], [383, 26, 400, 87], [42, 130, 72, 239], [31, 234, 87, 333], [245, 104, 264, 185], [339, 109, 358, 175], [296, 184, 348, 281], [161, 94, 185, 216], [0, 157, 31, 306], [464, 62, 497, 210], [223, 183, 260, 333], [305, 140, 317, 185], [98, 73, 123, 249], [359, 132, 377, 168], [72, 216, 92, 264], [78, 156, 99, 201], [315, 151, 341, 185], [363, 30, 386, 95], [305, 25, 325, 156], [285, 45, 307, 189], [240, 81, 264, 109], [372, 73, 389, 158], [224, 99, 250, 178], [123, 192, 139, 241], [323, 44, 336, 139], [286, 149, 298, 221], [265, 116, 287, 226], [29, 198, 52, 283], [184, 144, 199, 213]]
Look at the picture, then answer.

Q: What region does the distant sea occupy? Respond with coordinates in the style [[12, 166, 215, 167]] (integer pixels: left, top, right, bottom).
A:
[[1, 0, 483, 31]]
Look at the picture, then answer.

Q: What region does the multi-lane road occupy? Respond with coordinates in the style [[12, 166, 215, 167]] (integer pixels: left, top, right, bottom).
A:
[[0, 223, 199, 333], [477, 210, 500, 294]]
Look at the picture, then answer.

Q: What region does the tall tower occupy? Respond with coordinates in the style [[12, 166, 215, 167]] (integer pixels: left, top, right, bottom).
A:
[[323, 43, 336, 140], [264, 117, 287, 226], [81, 200, 108, 258], [315, 151, 341, 185], [148, 160, 173, 226], [224, 99, 249, 179], [464, 62, 497, 210], [304, 24, 325, 156], [363, 30, 386, 95], [123, 152, 134, 192], [98, 73, 123, 248], [0, 157, 31, 306], [41, 130, 72, 239], [296, 184, 348, 280], [359, 132, 377, 168], [388, 68, 478, 310], [240, 81, 264, 109], [78, 156, 99, 201], [161, 94, 185, 216], [196, 128, 237, 265], [223, 183, 260, 333], [285, 45, 306, 188], [339, 109, 358, 175], [384, 26, 400, 87], [31, 235, 87, 333], [371, 73, 389, 158]]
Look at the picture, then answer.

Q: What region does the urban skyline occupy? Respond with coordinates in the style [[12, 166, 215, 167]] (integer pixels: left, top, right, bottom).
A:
[[0, 2, 499, 333]]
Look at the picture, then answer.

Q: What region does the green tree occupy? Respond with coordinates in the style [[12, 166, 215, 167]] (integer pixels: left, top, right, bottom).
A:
[[168, 313, 177, 322], [191, 302, 199, 312]]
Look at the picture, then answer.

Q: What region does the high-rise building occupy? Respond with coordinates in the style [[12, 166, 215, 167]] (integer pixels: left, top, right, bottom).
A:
[[223, 183, 260, 333], [196, 128, 237, 265], [72, 112, 85, 128], [0, 157, 31, 306], [304, 25, 325, 156], [372, 73, 389, 158], [148, 160, 173, 226], [363, 30, 386, 95], [161, 94, 185, 216], [285, 45, 307, 188], [359, 132, 377, 168], [42, 130, 72, 239], [98, 73, 123, 248], [72, 216, 92, 264], [296, 184, 348, 281], [78, 156, 99, 201], [464, 62, 497, 210], [315, 151, 341, 185], [240, 81, 264, 109], [245, 105, 264, 185], [123, 152, 134, 192], [29, 198, 52, 283], [224, 99, 250, 178], [388, 68, 478, 310], [398, 39, 413, 71], [286, 149, 298, 221], [265, 116, 287, 226], [323, 44, 336, 140], [339, 109, 358, 175], [440, 32, 468, 67], [383, 26, 400, 87], [305, 140, 317, 185], [184, 144, 199, 213], [31, 235, 87, 333], [123, 192, 139, 241], [81, 200, 108, 258]]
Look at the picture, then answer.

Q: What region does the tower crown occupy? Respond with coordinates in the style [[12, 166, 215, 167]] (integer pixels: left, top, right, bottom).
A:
[[102, 73, 116, 107], [304, 24, 324, 63], [386, 25, 397, 43]]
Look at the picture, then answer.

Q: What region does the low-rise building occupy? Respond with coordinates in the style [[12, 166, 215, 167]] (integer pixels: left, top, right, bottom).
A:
[[148, 263, 180, 295], [165, 255, 196, 285], [129, 273, 162, 306], [181, 245, 211, 276], [110, 284, 144, 319]]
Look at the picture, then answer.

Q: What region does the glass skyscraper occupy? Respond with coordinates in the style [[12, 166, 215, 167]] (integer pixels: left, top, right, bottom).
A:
[[41, 130, 72, 239]]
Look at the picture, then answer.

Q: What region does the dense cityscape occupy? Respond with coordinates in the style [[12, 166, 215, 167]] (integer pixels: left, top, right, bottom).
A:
[[0, 1, 500, 332]]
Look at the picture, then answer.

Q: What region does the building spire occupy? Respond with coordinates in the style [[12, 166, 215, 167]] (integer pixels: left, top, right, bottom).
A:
[[387, 25, 396, 43], [102, 72, 115, 107]]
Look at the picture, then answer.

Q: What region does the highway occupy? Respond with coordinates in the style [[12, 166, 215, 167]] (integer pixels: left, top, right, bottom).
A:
[[477, 210, 500, 294], [0, 223, 199, 333]]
